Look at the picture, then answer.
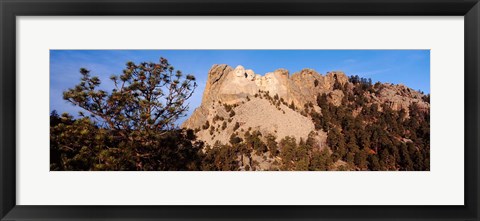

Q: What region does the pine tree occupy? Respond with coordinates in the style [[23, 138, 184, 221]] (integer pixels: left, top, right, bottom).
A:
[[56, 57, 202, 171]]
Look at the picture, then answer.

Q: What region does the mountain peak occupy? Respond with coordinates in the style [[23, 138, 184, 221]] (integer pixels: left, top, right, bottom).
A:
[[183, 65, 429, 157]]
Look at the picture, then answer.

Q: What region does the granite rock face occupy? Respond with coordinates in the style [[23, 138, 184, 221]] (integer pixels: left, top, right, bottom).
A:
[[372, 83, 429, 113], [198, 65, 350, 108], [182, 64, 429, 147]]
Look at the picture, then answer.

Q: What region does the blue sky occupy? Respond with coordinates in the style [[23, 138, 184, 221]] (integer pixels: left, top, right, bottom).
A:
[[50, 50, 430, 124]]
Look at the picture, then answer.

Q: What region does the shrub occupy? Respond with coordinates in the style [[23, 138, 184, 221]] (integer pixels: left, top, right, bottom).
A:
[[202, 121, 210, 130], [233, 122, 240, 131]]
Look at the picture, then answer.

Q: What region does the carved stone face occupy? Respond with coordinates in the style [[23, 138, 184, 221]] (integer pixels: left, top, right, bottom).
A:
[[245, 69, 255, 81], [265, 75, 273, 85], [255, 75, 263, 86], [234, 65, 245, 77], [261, 73, 281, 94]]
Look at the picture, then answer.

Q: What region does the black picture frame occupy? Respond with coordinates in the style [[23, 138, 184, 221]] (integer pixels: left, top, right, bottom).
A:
[[1, 0, 479, 220]]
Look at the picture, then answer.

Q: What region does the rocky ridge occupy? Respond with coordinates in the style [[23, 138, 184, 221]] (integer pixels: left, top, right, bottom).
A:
[[182, 64, 429, 140]]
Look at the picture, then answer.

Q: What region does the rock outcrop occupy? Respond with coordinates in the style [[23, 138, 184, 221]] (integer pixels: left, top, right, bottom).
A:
[[182, 64, 430, 148], [372, 83, 429, 113], [197, 65, 350, 109]]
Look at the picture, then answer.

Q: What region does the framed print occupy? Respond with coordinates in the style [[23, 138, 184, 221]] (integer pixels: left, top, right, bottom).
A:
[[1, 0, 479, 220]]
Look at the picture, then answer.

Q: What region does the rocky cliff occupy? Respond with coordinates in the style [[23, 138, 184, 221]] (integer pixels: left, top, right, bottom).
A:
[[182, 64, 429, 148], [183, 65, 346, 131], [181, 64, 430, 171]]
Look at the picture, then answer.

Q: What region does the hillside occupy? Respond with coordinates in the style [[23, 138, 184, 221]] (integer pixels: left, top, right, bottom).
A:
[[182, 65, 430, 171]]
